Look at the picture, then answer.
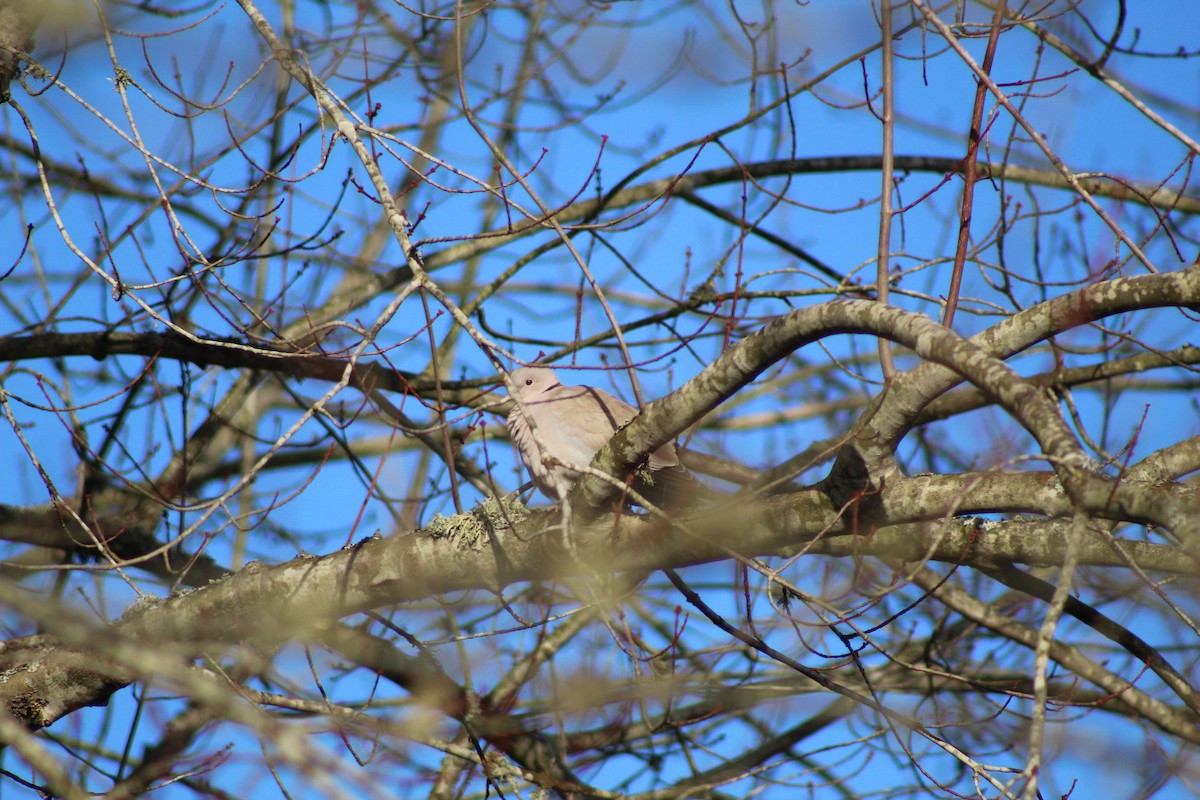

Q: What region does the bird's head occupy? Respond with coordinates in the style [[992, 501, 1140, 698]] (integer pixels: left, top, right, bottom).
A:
[[508, 366, 561, 401]]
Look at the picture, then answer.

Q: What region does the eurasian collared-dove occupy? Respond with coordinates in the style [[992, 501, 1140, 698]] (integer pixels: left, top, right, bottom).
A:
[[505, 366, 703, 506]]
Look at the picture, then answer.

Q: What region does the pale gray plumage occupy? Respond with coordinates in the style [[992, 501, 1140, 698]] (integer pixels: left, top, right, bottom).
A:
[[505, 366, 700, 505]]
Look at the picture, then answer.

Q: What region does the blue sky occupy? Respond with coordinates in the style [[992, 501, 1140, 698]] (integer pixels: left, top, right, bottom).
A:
[[0, 1, 1198, 797]]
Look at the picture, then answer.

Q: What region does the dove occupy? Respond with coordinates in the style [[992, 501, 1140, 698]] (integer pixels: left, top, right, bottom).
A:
[[505, 366, 705, 507]]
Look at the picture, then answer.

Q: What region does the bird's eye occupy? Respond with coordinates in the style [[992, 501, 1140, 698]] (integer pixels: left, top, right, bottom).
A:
[[525, 379, 533, 386]]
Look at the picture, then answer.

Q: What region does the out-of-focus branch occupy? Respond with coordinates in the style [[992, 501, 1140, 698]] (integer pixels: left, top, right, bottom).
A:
[[3, 468, 1198, 739]]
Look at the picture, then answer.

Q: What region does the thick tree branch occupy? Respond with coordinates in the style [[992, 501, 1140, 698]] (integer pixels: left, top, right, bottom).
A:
[[2, 466, 1197, 736]]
